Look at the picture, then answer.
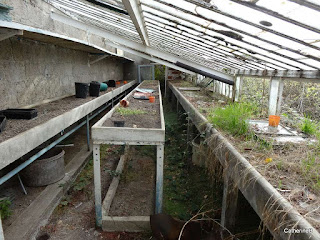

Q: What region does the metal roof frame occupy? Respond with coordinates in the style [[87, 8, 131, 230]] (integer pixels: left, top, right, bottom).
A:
[[45, 0, 320, 80]]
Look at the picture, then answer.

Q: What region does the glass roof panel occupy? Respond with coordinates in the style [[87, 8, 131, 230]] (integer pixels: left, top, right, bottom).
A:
[[48, 0, 320, 73], [257, 0, 320, 30]]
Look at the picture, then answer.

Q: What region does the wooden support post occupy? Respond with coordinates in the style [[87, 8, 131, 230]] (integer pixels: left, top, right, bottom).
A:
[[156, 144, 164, 214], [221, 170, 239, 233], [93, 144, 102, 227], [268, 77, 284, 115]]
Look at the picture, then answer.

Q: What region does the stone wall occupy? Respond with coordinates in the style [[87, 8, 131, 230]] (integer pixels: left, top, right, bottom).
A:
[[0, 37, 123, 109]]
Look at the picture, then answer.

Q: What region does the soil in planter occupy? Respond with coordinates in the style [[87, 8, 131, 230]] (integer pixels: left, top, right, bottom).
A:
[[103, 81, 161, 129], [109, 146, 155, 216], [0, 82, 131, 143]]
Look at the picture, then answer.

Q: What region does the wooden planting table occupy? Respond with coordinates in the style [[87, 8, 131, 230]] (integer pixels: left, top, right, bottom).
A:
[[92, 80, 165, 228]]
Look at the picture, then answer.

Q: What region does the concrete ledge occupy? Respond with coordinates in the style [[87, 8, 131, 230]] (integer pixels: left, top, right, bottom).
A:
[[102, 216, 150, 232], [0, 81, 136, 170], [169, 82, 320, 240], [92, 81, 165, 145]]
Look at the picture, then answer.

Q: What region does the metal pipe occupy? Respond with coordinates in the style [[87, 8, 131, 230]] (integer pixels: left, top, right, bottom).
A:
[[0, 88, 132, 186], [176, 61, 235, 85], [0, 120, 86, 185], [86, 115, 90, 151], [17, 174, 27, 195]]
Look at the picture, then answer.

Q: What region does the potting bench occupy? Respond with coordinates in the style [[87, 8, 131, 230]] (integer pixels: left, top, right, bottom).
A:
[[92, 80, 165, 228], [0, 81, 137, 184]]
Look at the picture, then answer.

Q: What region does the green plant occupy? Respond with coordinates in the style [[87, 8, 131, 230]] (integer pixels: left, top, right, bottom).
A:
[[116, 108, 146, 116], [0, 198, 12, 219], [301, 153, 320, 192], [104, 168, 121, 177], [300, 117, 318, 135], [72, 160, 93, 192], [208, 102, 257, 136]]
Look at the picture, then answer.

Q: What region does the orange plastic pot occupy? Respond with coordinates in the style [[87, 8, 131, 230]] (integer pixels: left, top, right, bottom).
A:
[[269, 115, 280, 127], [116, 81, 121, 85], [149, 96, 155, 103], [124, 80, 128, 84]]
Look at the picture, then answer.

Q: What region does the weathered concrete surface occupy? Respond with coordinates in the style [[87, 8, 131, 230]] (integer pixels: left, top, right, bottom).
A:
[[102, 216, 150, 232], [123, 52, 150, 81], [4, 143, 93, 240], [169, 82, 320, 240], [0, 37, 123, 109], [2, 0, 116, 54], [0, 81, 136, 170]]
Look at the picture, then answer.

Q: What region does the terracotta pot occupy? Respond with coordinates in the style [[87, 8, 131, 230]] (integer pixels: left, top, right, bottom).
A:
[[124, 80, 128, 84], [149, 96, 155, 103], [120, 99, 129, 107]]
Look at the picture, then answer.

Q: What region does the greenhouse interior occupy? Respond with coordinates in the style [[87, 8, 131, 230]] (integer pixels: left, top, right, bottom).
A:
[[0, 0, 320, 239]]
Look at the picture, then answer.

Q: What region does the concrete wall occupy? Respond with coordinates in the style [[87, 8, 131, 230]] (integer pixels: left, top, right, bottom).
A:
[[123, 53, 150, 80], [3, 0, 117, 55], [0, 37, 123, 109]]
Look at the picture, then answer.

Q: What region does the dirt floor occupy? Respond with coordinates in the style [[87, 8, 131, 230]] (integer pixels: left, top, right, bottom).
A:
[[0, 104, 104, 231], [109, 146, 155, 217], [103, 81, 161, 129], [170, 80, 320, 233], [0, 81, 131, 143]]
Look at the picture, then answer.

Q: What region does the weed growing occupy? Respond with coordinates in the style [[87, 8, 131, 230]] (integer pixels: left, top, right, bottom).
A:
[[300, 117, 318, 135], [116, 108, 146, 116], [208, 102, 258, 136], [163, 99, 220, 221], [0, 198, 12, 219]]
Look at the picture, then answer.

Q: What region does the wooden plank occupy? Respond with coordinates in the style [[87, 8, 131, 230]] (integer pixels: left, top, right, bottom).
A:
[[102, 153, 127, 216]]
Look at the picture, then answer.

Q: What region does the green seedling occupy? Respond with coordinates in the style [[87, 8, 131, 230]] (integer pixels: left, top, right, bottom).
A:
[[116, 108, 146, 116]]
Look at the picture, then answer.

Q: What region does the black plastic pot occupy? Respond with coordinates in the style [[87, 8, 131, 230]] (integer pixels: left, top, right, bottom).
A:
[[113, 120, 125, 127], [107, 80, 116, 87], [89, 81, 100, 97], [1, 109, 37, 119], [0, 116, 6, 133], [75, 82, 89, 98]]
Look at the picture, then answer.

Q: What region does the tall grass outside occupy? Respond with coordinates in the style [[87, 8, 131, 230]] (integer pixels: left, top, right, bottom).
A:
[[208, 102, 258, 136]]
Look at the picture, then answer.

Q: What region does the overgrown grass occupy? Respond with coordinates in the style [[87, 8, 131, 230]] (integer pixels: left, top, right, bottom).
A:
[[301, 151, 320, 192], [300, 117, 318, 135], [208, 102, 258, 136], [116, 108, 146, 116]]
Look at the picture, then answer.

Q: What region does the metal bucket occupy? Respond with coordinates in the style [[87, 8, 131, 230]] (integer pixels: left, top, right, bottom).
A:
[[21, 148, 65, 187]]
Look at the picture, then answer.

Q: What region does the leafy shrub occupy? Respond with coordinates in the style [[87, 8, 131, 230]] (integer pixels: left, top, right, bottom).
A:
[[208, 102, 257, 136]]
